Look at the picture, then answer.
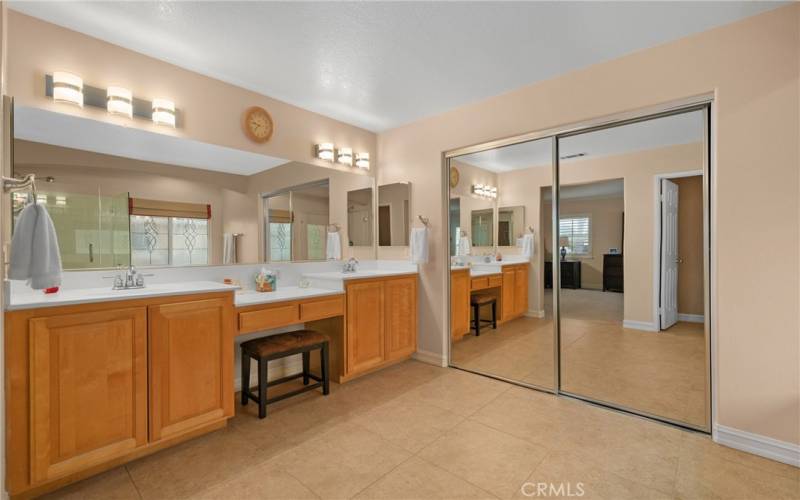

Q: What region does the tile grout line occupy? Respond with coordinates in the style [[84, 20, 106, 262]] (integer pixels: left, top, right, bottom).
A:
[[124, 465, 144, 500], [412, 451, 504, 499]]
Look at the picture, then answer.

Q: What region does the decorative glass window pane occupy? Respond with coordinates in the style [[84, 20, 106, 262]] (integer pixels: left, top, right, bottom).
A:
[[171, 218, 208, 266], [270, 223, 292, 262], [307, 224, 326, 261], [130, 215, 169, 266]]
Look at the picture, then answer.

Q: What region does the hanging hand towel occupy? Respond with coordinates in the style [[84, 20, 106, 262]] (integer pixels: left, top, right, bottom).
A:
[[457, 234, 471, 256], [520, 233, 535, 259], [9, 203, 62, 289], [410, 227, 429, 264], [223, 233, 236, 264], [326, 230, 342, 260]]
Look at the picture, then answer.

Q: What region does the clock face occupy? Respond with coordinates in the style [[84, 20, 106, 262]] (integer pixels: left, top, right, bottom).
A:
[[243, 106, 273, 143], [450, 166, 460, 188]]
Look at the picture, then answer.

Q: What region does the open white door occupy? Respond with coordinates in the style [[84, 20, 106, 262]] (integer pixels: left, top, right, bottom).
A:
[[660, 179, 679, 330]]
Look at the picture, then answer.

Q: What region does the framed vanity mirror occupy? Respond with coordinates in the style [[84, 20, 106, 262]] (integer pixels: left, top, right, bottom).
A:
[[347, 187, 373, 247], [377, 182, 410, 246], [498, 205, 525, 247], [10, 105, 376, 269]]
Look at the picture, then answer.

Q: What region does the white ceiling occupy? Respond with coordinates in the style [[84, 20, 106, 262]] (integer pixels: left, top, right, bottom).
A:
[[455, 110, 703, 173], [14, 107, 289, 176], [9, 1, 783, 132]]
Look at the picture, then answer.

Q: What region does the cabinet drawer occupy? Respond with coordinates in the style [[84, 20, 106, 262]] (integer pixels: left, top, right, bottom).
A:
[[471, 277, 489, 290], [239, 304, 299, 333], [300, 296, 344, 321], [488, 275, 503, 288]]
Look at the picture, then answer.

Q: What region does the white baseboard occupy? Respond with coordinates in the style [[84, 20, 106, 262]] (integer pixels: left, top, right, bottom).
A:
[[622, 320, 659, 332], [524, 309, 545, 318], [714, 424, 800, 467], [678, 313, 704, 323], [413, 349, 448, 367]]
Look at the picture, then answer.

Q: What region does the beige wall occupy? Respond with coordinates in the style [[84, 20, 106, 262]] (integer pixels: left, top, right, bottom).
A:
[[543, 195, 624, 291], [377, 5, 800, 443], [450, 160, 497, 253], [674, 175, 705, 316], [5, 11, 377, 174]]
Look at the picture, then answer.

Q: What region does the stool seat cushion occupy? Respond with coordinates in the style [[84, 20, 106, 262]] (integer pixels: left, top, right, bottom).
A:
[[470, 294, 496, 305], [242, 330, 328, 358]]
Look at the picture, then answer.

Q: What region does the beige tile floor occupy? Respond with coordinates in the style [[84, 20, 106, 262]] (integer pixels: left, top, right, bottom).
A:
[[44, 360, 798, 500], [451, 289, 708, 428]]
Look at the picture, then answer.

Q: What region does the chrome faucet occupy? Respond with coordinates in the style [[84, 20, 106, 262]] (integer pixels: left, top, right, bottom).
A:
[[342, 257, 359, 273], [104, 265, 153, 290]]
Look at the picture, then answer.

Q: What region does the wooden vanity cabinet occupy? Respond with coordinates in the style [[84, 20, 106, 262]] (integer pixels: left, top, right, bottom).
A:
[[345, 274, 417, 379], [5, 292, 234, 498], [450, 269, 470, 341], [149, 297, 234, 442], [500, 263, 530, 321], [27, 307, 148, 484]]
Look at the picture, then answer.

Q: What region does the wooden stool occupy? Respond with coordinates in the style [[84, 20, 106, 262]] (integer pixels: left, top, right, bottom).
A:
[[470, 294, 497, 336], [240, 329, 330, 418]]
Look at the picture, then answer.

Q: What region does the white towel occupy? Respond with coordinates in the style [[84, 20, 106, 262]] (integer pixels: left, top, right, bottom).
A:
[[9, 203, 62, 289], [457, 234, 471, 256], [410, 227, 429, 264], [223, 233, 236, 264], [326, 231, 342, 260], [520, 233, 535, 259]]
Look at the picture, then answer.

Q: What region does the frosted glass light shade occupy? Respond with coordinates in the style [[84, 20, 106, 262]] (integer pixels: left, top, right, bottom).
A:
[[52, 72, 83, 107], [152, 98, 176, 127], [107, 86, 133, 118]]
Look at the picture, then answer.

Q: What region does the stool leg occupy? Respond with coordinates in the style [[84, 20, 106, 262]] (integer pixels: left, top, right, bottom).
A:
[[492, 301, 497, 329], [258, 358, 268, 419], [321, 343, 330, 396], [302, 351, 310, 385], [474, 304, 481, 336], [241, 350, 250, 406]]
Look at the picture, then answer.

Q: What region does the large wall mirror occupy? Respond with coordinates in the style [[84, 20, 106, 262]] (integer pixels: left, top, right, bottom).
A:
[[10, 106, 376, 269], [377, 182, 410, 246]]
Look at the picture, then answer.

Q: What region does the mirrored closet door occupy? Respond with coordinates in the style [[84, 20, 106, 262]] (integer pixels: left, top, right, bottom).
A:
[[556, 108, 710, 430], [448, 137, 556, 391]]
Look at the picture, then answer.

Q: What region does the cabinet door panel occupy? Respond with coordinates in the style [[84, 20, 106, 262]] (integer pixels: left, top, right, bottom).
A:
[[346, 281, 385, 374], [450, 271, 470, 341], [385, 277, 417, 360], [514, 266, 529, 316], [29, 307, 147, 483], [149, 297, 233, 441], [501, 269, 515, 320]]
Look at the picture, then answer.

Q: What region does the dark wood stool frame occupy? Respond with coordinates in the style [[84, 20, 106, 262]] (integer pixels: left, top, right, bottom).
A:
[[241, 339, 330, 418], [471, 297, 497, 336]]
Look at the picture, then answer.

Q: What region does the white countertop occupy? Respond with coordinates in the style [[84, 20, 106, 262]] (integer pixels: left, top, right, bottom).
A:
[[7, 281, 240, 311], [235, 286, 343, 307], [302, 269, 418, 281], [470, 268, 502, 277]]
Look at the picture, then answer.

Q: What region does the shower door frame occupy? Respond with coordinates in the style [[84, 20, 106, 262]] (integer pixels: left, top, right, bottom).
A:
[[443, 93, 714, 433]]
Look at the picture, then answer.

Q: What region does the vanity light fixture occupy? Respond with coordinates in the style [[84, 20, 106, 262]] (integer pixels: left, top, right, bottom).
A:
[[52, 71, 84, 107], [336, 147, 353, 166], [315, 143, 335, 162], [152, 98, 176, 127], [355, 152, 370, 170], [472, 183, 498, 199], [107, 86, 133, 118]]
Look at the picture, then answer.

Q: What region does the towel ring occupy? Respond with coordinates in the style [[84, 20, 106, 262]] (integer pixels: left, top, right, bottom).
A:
[[3, 174, 37, 203], [417, 215, 430, 227], [327, 223, 341, 232]]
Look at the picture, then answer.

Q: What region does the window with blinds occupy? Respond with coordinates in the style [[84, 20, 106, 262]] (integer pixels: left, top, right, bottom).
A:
[[559, 215, 591, 256]]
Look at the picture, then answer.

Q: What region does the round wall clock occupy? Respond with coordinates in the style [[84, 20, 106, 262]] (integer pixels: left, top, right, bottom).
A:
[[449, 166, 460, 188], [243, 106, 274, 143]]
